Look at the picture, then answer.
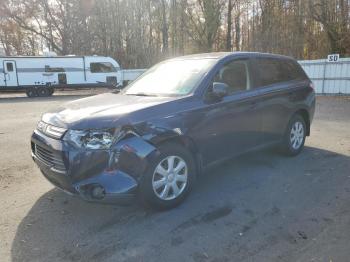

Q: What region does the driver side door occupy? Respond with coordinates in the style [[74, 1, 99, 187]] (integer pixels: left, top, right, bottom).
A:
[[194, 58, 263, 165]]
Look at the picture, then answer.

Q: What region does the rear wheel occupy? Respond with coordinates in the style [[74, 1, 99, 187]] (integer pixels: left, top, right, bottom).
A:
[[26, 87, 38, 98], [139, 143, 196, 209], [281, 114, 306, 156]]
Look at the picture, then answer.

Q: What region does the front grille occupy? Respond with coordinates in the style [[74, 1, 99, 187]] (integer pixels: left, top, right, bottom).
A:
[[34, 144, 66, 172]]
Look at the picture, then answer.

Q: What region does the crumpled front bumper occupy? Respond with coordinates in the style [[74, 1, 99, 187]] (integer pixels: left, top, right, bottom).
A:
[[31, 129, 157, 204]]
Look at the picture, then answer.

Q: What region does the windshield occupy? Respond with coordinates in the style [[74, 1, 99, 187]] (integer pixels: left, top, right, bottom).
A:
[[124, 58, 216, 97]]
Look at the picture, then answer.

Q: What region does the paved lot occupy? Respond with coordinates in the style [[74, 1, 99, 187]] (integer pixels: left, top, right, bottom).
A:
[[0, 92, 349, 262]]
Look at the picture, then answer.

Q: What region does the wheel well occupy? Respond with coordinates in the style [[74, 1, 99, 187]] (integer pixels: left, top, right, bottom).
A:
[[295, 109, 310, 136]]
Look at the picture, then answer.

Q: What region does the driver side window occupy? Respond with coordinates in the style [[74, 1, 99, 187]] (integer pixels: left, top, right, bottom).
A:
[[210, 59, 251, 96]]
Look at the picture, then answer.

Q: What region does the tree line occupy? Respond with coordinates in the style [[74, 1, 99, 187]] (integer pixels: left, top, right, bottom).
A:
[[0, 0, 349, 68]]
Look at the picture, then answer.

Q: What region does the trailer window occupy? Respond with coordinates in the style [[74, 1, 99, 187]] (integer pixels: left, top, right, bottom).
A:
[[90, 62, 116, 73], [6, 63, 14, 72], [45, 66, 65, 73]]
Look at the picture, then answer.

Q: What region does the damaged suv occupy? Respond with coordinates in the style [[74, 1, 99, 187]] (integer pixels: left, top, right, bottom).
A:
[[31, 52, 315, 209]]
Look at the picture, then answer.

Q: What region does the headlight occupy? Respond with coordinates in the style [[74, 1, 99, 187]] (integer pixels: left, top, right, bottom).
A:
[[37, 121, 67, 139], [63, 128, 118, 149]]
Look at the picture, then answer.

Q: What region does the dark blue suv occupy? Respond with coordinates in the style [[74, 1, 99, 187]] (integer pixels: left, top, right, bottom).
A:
[[31, 52, 315, 209]]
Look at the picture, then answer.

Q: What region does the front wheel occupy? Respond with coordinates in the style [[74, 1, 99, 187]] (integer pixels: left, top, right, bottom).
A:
[[139, 143, 196, 210], [281, 114, 306, 156]]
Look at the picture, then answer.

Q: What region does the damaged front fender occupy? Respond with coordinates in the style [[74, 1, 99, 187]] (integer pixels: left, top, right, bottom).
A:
[[108, 136, 159, 179], [73, 136, 158, 203]]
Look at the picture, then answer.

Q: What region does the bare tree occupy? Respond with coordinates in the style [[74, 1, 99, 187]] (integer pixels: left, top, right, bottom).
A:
[[1, 0, 349, 65]]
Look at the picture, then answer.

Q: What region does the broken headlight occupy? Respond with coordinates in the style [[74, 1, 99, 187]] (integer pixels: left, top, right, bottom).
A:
[[63, 128, 119, 150]]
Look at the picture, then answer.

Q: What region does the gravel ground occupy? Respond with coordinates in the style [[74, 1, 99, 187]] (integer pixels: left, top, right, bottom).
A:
[[0, 92, 349, 262]]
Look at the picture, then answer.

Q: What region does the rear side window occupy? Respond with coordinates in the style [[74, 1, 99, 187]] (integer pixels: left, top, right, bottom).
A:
[[280, 60, 308, 81], [255, 58, 307, 87], [90, 62, 116, 73], [255, 59, 282, 86]]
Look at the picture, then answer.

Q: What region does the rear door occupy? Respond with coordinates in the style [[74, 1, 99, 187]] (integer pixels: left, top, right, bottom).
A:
[[3, 60, 18, 87], [251, 57, 309, 144]]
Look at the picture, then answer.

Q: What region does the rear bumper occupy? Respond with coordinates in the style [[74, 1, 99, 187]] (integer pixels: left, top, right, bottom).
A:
[[31, 130, 156, 204]]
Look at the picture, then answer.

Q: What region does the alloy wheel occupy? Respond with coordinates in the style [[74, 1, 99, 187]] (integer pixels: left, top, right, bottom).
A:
[[152, 155, 188, 201], [290, 121, 304, 150]]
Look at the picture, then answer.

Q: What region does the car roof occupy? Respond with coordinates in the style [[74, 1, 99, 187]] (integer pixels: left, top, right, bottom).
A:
[[169, 51, 295, 61]]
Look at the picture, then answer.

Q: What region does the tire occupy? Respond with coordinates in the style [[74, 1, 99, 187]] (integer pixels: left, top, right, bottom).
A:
[[37, 87, 50, 97], [281, 114, 306, 156], [26, 88, 38, 98], [139, 143, 196, 210]]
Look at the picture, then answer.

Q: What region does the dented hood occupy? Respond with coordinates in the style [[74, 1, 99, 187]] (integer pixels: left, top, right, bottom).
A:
[[41, 92, 178, 129]]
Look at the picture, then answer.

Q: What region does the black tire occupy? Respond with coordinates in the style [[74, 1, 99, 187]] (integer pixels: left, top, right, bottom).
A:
[[26, 88, 38, 98], [138, 143, 196, 210], [281, 114, 306, 156], [37, 87, 50, 97]]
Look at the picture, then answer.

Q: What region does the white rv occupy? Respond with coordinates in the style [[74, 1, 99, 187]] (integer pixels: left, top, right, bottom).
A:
[[0, 55, 146, 97]]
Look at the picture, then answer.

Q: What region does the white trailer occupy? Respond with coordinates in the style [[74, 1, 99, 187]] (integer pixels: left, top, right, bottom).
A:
[[0, 55, 146, 97]]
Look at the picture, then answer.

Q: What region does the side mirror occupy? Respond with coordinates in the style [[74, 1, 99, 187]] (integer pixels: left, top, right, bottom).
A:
[[212, 82, 229, 99]]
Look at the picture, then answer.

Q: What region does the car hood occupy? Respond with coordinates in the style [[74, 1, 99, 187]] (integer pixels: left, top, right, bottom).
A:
[[42, 92, 178, 129]]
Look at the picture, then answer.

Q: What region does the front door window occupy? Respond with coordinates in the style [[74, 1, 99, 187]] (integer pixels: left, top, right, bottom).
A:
[[214, 59, 251, 94]]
